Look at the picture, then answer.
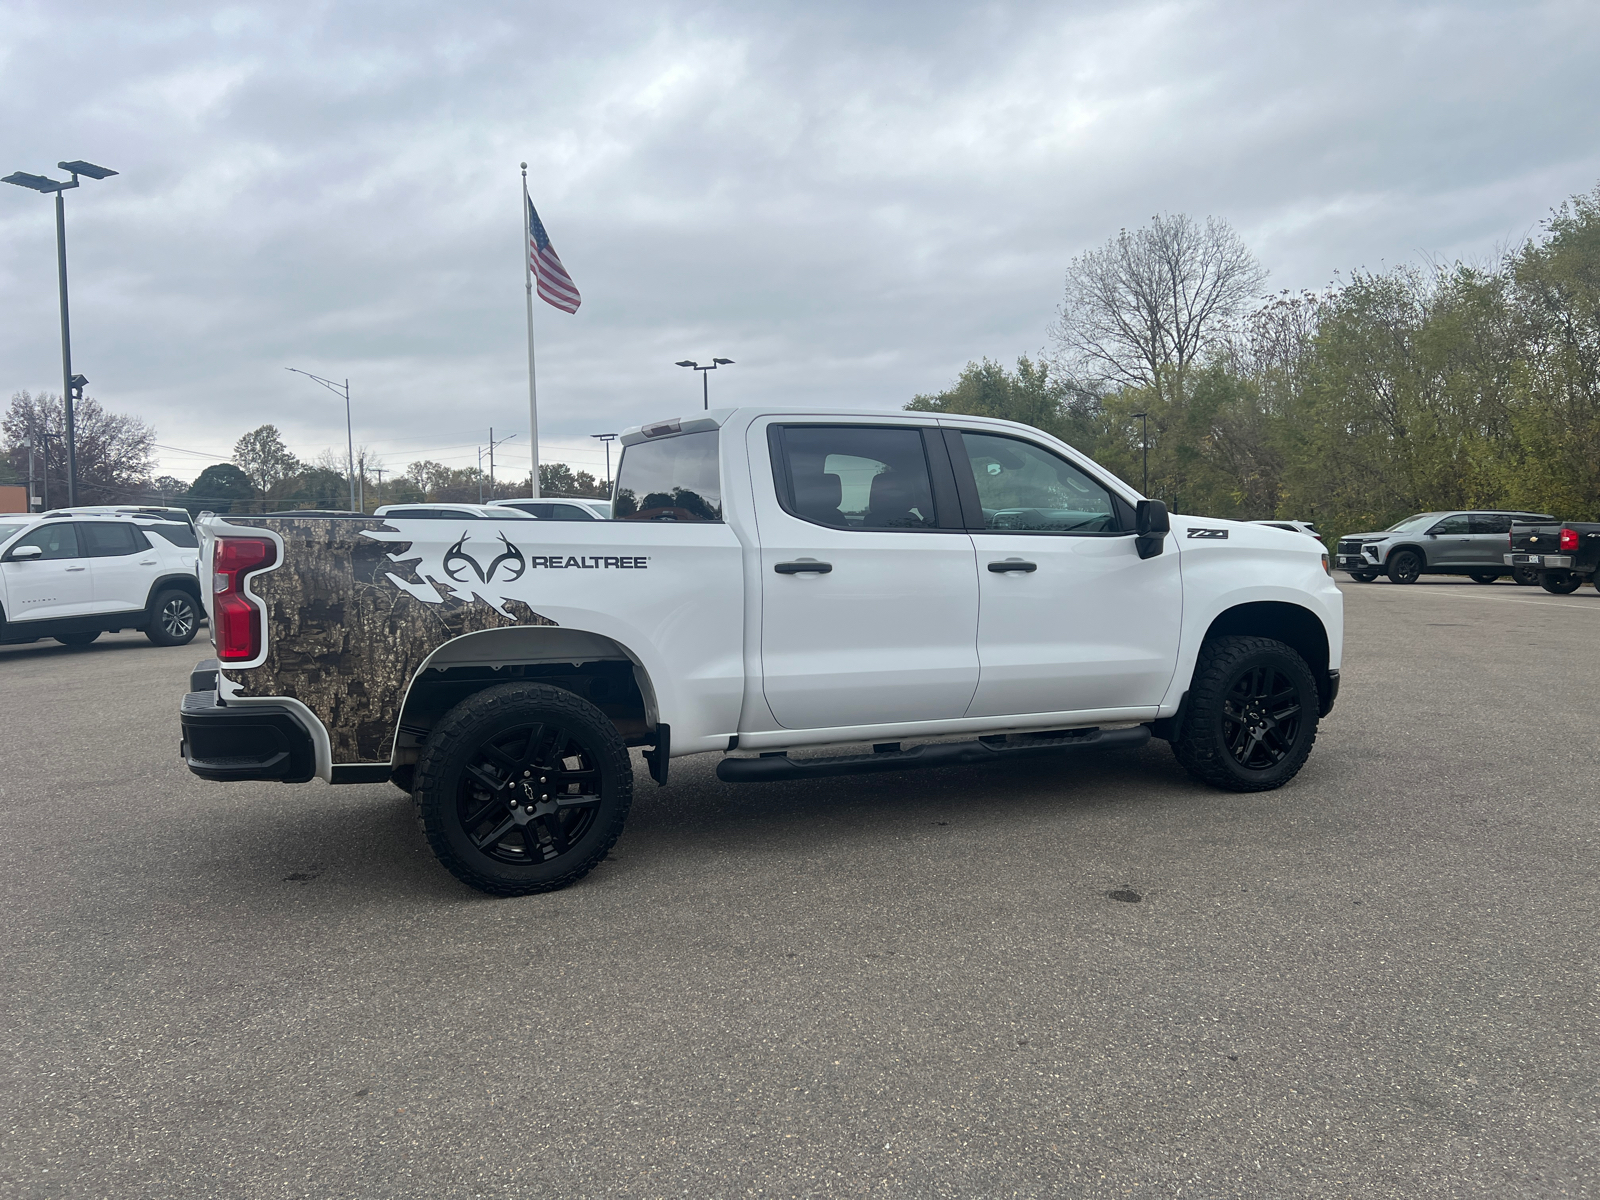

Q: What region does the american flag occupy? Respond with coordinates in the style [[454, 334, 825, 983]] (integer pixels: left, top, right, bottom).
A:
[[527, 194, 581, 314]]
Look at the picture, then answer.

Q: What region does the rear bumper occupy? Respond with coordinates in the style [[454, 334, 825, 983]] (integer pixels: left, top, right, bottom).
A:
[[1505, 553, 1573, 568], [180, 688, 316, 783]]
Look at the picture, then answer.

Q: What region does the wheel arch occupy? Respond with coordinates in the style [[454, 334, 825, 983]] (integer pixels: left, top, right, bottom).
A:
[[393, 626, 662, 769], [143, 572, 203, 613], [1202, 601, 1330, 681], [1383, 541, 1426, 566]]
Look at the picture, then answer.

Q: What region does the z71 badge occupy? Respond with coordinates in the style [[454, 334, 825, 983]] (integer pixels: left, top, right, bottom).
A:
[[1187, 528, 1229, 540]]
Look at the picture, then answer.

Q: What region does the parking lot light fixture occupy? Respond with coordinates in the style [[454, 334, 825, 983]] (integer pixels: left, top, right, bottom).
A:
[[286, 369, 356, 510], [4, 159, 118, 506], [675, 358, 735, 410], [590, 433, 617, 493]]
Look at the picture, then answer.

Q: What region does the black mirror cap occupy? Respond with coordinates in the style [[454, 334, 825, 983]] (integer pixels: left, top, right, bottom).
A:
[[1136, 499, 1170, 536], [1135, 499, 1169, 559]]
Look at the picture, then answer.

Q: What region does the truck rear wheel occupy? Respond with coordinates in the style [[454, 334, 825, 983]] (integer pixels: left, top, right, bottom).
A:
[[1540, 571, 1582, 595], [413, 683, 633, 896], [1171, 635, 1319, 792]]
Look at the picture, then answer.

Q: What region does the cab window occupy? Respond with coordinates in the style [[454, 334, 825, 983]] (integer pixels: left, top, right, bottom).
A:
[[772, 425, 939, 530], [614, 431, 722, 521], [7, 524, 80, 560], [957, 433, 1120, 533]]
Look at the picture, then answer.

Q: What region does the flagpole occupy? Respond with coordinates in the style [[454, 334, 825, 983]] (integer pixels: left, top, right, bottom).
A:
[[522, 163, 540, 498]]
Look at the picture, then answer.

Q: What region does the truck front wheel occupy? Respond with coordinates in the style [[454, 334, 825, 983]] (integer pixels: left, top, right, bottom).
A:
[[413, 683, 633, 896], [1171, 636, 1319, 792]]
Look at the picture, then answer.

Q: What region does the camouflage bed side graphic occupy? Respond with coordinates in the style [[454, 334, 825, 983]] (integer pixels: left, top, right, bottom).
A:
[[223, 518, 556, 763]]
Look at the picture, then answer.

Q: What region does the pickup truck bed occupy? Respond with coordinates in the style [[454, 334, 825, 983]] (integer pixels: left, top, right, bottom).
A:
[[1507, 521, 1600, 594]]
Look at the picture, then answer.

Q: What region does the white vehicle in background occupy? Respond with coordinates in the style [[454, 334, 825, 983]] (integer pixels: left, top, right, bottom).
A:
[[179, 406, 1343, 898], [372, 503, 539, 521], [0, 512, 203, 648], [47, 504, 196, 530], [490, 498, 611, 520]]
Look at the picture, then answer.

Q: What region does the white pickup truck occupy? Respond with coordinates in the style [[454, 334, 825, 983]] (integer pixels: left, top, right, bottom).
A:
[[179, 408, 1342, 895]]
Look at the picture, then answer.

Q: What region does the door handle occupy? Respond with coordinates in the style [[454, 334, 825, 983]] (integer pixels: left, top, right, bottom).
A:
[[140, 559, 157, 565], [66, 565, 87, 572], [774, 561, 832, 574], [987, 560, 1037, 573]]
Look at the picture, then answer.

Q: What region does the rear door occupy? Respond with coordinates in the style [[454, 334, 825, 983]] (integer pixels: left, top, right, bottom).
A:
[[752, 419, 980, 730], [1, 523, 93, 622], [946, 427, 1181, 717], [1467, 513, 1514, 567], [82, 521, 158, 611]]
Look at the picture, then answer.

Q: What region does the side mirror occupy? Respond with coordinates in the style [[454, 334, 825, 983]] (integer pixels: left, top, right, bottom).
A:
[[1135, 499, 1169, 559], [8, 545, 42, 561]]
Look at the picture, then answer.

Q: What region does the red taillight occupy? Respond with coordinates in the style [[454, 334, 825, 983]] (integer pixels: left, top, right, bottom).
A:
[[213, 537, 276, 661], [1560, 527, 1580, 552]]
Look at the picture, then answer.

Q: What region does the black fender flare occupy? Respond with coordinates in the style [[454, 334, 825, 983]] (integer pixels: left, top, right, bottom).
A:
[[143, 573, 203, 615]]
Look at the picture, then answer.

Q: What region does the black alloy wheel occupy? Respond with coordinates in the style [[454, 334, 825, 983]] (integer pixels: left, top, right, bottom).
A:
[[1387, 550, 1423, 585], [146, 589, 199, 646], [1469, 572, 1500, 584], [1349, 571, 1378, 583], [54, 630, 100, 647], [1512, 566, 1540, 586], [1540, 570, 1583, 595], [414, 683, 632, 896], [1171, 635, 1319, 792]]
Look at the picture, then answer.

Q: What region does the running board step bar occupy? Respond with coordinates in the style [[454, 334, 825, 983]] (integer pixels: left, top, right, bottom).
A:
[[715, 725, 1150, 783]]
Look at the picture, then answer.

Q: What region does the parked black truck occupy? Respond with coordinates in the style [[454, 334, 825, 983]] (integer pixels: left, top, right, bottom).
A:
[[1506, 520, 1600, 594]]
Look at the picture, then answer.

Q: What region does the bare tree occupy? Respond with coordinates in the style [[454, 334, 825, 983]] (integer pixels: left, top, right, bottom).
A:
[[1050, 213, 1267, 402]]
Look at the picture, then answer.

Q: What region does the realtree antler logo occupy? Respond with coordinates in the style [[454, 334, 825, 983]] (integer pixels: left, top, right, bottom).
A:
[[443, 531, 527, 584]]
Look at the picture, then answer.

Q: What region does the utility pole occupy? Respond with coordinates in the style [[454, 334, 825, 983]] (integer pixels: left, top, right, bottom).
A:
[[590, 433, 617, 495], [487, 428, 518, 500], [286, 369, 356, 510], [1130, 411, 1150, 495]]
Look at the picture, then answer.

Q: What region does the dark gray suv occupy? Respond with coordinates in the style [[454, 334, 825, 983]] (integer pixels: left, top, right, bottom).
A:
[[1336, 510, 1555, 585]]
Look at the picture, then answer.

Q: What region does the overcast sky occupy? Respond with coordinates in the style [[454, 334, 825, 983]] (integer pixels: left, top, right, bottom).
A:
[[3, 0, 1597, 484]]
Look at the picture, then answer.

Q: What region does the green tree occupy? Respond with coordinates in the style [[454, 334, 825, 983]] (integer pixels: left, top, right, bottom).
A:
[[181, 463, 256, 515], [233, 425, 302, 496], [906, 355, 1104, 452]]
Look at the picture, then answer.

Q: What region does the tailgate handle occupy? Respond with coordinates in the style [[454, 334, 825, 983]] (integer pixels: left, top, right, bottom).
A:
[[988, 560, 1037, 573], [774, 561, 832, 574]]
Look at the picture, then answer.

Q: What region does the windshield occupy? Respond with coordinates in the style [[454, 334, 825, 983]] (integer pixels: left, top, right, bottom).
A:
[[1384, 512, 1446, 533], [0, 522, 29, 545]]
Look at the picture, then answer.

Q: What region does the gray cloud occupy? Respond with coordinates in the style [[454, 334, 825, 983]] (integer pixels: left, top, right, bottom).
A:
[[2, 0, 1597, 481]]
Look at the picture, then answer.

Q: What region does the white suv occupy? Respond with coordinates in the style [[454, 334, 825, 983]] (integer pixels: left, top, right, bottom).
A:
[[0, 513, 203, 648]]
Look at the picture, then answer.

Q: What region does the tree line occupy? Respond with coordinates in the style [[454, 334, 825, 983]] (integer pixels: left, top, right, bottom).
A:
[[1, 402, 608, 514], [910, 183, 1600, 541]]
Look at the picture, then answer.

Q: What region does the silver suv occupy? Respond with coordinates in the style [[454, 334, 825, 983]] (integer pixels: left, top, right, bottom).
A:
[[1336, 510, 1555, 584]]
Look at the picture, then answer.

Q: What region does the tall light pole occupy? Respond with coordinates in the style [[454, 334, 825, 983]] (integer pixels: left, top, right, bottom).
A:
[[3, 159, 118, 506], [674, 358, 734, 410], [286, 369, 356, 510], [1130, 411, 1149, 496], [590, 433, 616, 494]]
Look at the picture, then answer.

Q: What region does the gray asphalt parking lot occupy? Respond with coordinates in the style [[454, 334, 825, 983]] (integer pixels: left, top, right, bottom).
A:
[[2, 579, 1597, 1199]]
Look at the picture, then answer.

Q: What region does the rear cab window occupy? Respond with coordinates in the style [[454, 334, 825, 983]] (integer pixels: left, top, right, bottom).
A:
[[614, 430, 722, 521]]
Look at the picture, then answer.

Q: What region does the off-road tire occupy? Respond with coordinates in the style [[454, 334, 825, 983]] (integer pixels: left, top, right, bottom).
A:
[[1540, 570, 1582, 595], [54, 631, 100, 647], [1469, 572, 1500, 584], [1171, 635, 1319, 793], [1512, 566, 1540, 586], [1387, 550, 1423, 585], [145, 589, 199, 646], [413, 683, 633, 896], [1349, 571, 1378, 583]]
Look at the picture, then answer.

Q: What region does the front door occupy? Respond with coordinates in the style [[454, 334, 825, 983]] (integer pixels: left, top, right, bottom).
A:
[[753, 420, 979, 730], [1, 523, 93, 624], [947, 428, 1181, 717], [1423, 514, 1473, 568]]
